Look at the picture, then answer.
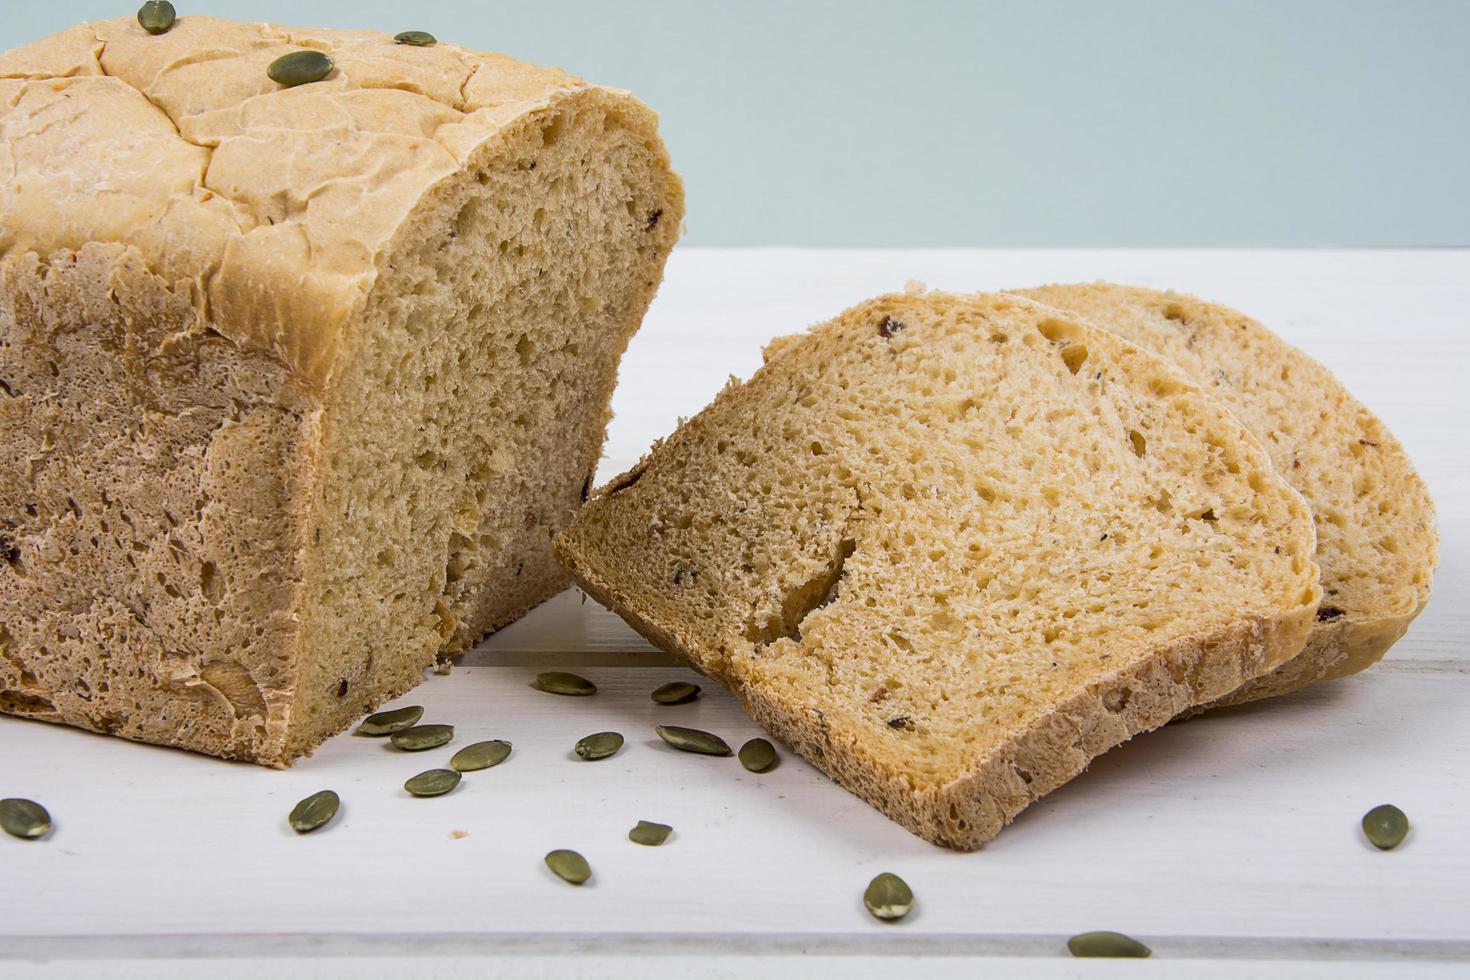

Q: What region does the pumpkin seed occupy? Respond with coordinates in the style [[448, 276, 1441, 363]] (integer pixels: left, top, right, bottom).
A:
[[532, 671, 596, 696], [136, 1, 176, 35], [1362, 803, 1410, 850], [628, 820, 672, 846], [574, 731, 624, 761], [544, 848, 591, 885], [356, 704, 423, 736], [863, 872, 914, 921], [451, 739, 512, 772], [1067, 931, 1152, 958], [267, 50, 335, 88], [390, 723, 454, 751], [651, 681, 700, 705], [394, 30, 437, 46], [288, 790, 339, 833], [0, 798, 50, 840], [405, 768, 462, 797], [738, 737, 777, 772], [655, 725, 731, 756]]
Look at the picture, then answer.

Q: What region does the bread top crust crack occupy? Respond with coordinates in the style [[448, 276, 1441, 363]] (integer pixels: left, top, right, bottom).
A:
[[0, 16, 647, 387]]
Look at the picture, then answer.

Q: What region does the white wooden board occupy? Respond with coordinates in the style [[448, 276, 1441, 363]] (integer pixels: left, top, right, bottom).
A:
[[2, 249, 1467, 976]]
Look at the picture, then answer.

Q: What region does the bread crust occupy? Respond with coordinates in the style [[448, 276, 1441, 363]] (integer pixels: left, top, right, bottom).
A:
[[0, 16, 591, 387]]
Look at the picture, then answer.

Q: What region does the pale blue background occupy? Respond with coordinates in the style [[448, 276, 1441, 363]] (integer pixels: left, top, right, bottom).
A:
[[5, 1, 1468, 246]]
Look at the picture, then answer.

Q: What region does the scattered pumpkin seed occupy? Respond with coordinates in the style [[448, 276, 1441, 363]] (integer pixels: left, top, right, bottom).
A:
[[574, 731, 624, 761], [267, 50, 335, 88], [532, 671, 596, 696], [650, 681, 700, 705], [738, 737, 777, 772], [1362, 803, 1410, 850], [655, 725, 731, 756], [545, 848, 591, 885], [405, 768, 462, 797], [136, 1, 176, 35], [390, 723, 454, 751], [451, 739, 512, 772], [628, 820, 672, 846], [1067, 931, 1152, 958], [394, 30, 437, 46], [863, 872, 914, 921], [356, 705, 424, 736], [0, 798, 50, 840], [288, 790, 339, 833]]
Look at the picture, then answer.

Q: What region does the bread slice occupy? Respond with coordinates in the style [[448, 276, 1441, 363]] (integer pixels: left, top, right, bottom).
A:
[[555, 291, 1320, 848], [1014, 284, 1437, 706], [0, 17, 682, 764]]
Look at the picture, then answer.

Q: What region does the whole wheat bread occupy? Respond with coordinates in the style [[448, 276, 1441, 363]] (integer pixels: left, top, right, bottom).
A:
[[1015, 284, 1437, 706], [555, 290, 1320, 849], [0, 17, 682, 764]]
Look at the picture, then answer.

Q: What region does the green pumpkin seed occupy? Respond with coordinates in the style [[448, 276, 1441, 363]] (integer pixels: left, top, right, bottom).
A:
[[651, 681, 700, 705], [1067, 931, 1152, 958], [267, 50, 335, 88], [544, 848, 591, 885], [136, 1, 176, 35], [628, 820, 672, 846], [863, 872, 914, 921], [738, 737, 777, 772], [655, 725, 731, 756], [390, 723, 454, 751], [532, 671, 596, 696], [288, 790, 339, 833], [394, 30, 437, 47], [405, 768, 462, 797], [1362, 803, 1410, 850], [356, 705, 424, 736], [575, 731, 624, 761], [451, 739, 512, 772], [0, 798, 50, 840]]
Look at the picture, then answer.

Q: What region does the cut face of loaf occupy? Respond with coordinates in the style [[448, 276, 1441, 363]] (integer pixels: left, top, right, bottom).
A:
[[0, 17, 682, 764], [555, 291, 1321, 849], [1014, 284, 1437, 706]]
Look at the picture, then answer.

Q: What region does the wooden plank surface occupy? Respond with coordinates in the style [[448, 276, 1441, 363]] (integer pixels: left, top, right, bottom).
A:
[[1, 248, 1466, 973]]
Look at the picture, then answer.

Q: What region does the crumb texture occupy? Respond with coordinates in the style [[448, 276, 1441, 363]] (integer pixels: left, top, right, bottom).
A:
[[1016, 284, 1437, 703], [0, 17, 683, 763], [556, 291, 1319, 848]]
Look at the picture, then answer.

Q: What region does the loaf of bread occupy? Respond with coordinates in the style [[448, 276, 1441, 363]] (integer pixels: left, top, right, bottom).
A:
[[1015, 284, 1437, 706], [0, 17, 682, 764], [555, 291, 1321, 848]]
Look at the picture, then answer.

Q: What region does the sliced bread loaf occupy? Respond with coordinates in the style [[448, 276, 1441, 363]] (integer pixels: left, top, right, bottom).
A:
[[555, 291, 1320, 848], [1015, 284, 1437, 706], [0, 17, 682, 764]]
